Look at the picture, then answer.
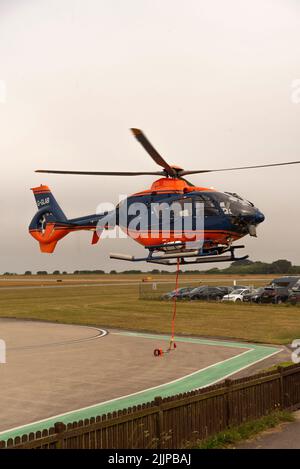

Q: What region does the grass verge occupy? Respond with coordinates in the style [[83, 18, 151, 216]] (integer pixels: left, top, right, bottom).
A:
[[263, 361, 294, 372], [191, 411, 294, 449]]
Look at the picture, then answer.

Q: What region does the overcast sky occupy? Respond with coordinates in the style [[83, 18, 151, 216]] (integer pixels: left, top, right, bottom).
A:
[[0, 0, 300, 273]]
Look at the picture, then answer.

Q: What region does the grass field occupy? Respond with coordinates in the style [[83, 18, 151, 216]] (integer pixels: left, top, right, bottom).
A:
[[0, 274, 300, 344], [0, 273, 277, 287]]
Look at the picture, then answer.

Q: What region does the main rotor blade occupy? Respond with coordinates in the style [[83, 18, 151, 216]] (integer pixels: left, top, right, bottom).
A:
[[131, 128, 176, 177], [35, 170, 165, 176], [180, 160, 300, 176]]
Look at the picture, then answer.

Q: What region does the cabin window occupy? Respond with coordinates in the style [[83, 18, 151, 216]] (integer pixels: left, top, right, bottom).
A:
[[195, 195, 220, 217], [177, 197, 193, 217]]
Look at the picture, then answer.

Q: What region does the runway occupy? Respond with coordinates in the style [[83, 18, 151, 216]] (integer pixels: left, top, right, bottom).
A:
[[0, 319, 282, 442]]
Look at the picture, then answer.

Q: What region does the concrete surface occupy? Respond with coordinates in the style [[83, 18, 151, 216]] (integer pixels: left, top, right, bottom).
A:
[[0, 318, 240, 432]]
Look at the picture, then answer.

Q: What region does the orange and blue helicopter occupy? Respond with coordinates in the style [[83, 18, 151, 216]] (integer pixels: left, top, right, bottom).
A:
[[29, 128, 300, 266]]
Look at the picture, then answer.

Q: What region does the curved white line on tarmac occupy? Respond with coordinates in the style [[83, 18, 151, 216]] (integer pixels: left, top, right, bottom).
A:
[[8, 326, 108, 351]]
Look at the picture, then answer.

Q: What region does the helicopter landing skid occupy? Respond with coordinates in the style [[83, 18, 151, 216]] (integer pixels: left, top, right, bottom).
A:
[[110, 245, 248, 266]]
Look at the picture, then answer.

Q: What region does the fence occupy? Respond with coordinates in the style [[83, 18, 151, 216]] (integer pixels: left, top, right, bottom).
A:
[[2, 363, 300, 449]]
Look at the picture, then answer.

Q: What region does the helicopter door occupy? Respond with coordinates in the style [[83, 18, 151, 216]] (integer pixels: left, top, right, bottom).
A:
[[149, 195, 194, 236], [173, 197, 194, 236], [193, 194, 223, 231]]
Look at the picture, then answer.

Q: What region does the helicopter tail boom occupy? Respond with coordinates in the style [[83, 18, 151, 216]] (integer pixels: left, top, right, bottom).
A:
[[29, 185, 110, 253]]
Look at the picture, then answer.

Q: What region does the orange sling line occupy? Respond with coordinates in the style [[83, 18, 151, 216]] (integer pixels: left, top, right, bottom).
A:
[[169, 258, 180, 350]]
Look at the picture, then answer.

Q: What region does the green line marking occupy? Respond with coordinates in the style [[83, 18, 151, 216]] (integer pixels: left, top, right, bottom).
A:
[[0, 332, 281, 442]]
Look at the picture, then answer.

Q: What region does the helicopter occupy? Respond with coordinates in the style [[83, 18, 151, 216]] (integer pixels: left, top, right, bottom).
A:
[[29, 128, 300, 266]]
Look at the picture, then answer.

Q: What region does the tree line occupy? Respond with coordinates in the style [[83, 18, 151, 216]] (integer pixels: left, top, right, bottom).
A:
[[2, 259, 300, 276], [205, 259, 298, 275]]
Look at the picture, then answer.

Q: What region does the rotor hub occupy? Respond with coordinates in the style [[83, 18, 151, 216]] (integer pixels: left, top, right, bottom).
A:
[[150, 177, 192, 192]]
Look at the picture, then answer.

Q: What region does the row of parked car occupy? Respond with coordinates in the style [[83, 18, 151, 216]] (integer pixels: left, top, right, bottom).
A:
[[161, 276, 300, 305]]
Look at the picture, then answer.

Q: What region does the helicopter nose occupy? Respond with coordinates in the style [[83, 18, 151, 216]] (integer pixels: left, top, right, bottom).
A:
[[255, 210, 265, 224]]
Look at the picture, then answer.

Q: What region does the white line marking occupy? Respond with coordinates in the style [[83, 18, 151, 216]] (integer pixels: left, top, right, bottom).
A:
[[201, 348, 283, 388]]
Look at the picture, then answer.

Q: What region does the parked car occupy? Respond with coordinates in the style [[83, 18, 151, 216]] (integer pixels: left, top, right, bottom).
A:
[[243, 287, 265, 303], [260, 286, 289, 304], [258, 277, 300, 304], [161, 287, 194, 300], [175, 286, 205, 300], [286, 279, 300, 305], [288, 287, 300, 305], [222, 288, 252, 303], [183, 286, 206, 300], [217, 286, 235, 295], [188, 286, 226, 301]]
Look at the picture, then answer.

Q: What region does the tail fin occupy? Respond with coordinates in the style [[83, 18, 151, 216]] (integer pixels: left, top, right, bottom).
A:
[[29, 185, 71, 253], [31, 185, 67, 221]]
